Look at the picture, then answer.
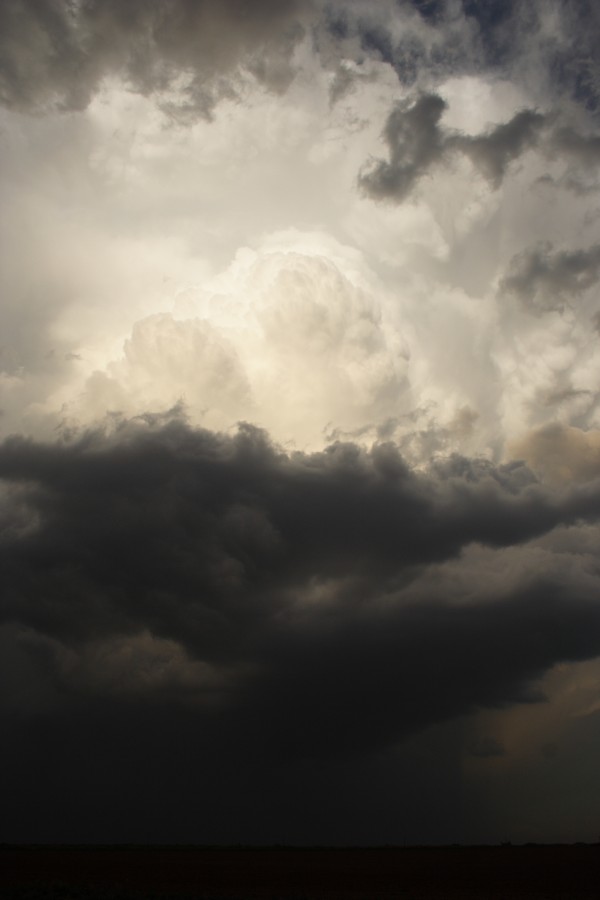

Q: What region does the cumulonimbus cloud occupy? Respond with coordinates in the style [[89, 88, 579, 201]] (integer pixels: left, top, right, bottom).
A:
[[3, 0, 600, 846]]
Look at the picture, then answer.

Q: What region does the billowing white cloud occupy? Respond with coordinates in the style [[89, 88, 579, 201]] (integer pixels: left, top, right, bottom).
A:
[[71, 247, 409, 448]]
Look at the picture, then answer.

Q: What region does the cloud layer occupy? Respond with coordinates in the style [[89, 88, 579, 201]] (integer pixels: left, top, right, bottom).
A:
[[3, 0, 600, 845], [2, 417, 600, 751], [0, 0, 309, 117], [2, 414, 600, 842]]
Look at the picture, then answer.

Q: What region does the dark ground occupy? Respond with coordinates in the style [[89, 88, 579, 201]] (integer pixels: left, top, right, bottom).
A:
[[1, 844, 599, 899]]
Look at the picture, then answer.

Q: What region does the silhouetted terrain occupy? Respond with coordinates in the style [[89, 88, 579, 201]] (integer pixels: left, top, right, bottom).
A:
[[2, 844, 599, 899]]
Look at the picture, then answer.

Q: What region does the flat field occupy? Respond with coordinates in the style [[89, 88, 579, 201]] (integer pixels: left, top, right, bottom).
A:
[[1, 844, 598, 899]]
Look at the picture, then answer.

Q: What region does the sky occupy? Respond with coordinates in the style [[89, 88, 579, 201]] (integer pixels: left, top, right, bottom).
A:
[[2, 0, 600, 846]]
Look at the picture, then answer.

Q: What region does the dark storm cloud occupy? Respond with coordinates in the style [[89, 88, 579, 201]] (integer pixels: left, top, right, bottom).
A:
[[359, 94, 547, 202], [468, 735, 505, 758], [5, 0, 600, 121], [2, 415, 600, 842], [251, 578, 600, 758], [2, 415, 600, 759], [0, 0, 308, 117], [500, 242, 600, 313]]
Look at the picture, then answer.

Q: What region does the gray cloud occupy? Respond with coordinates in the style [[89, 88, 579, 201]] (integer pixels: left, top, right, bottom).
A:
[[5, 0, 600, 125], [359, 93, 447, 201], [360, 94, 547, 202], [321, 0, 483, 89], [500, 242, 600, 313], [452, 109, 546, 188], [0, 0, 308, 117], [317, 0, 600, 131], [512, 424, 600, 485], [468, 735, 506, 758]]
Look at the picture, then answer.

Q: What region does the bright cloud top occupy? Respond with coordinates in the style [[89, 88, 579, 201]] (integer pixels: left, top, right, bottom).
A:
[[2, 3, 600, 468]]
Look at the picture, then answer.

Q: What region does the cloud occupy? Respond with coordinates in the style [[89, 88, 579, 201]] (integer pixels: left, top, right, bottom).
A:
[[3, 1, 600, 845], [2, 415, 600, 764], [4, 0, 599, 125], [82, 312, 252, 429], [325, 0, 600, 116], [321, 0, 482, 88], [359, 93, 448, 201], [359, 93, 547, 202], [512, 423, 600, 484], [71, 251, 410, 448], [468, 735, 506, 758], [500, 242, 600, 313], [0, 0, 309, 117], [452, 109, 546, 187], [552, 126, 600, 167]]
